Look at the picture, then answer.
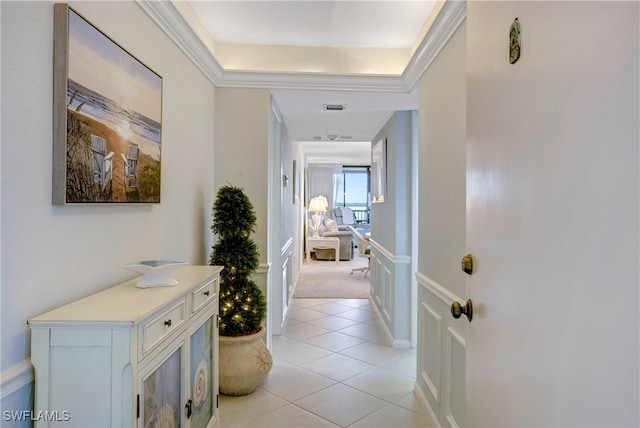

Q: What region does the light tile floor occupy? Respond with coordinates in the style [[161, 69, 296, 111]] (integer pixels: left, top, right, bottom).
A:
[[219, 298, 434, 428]]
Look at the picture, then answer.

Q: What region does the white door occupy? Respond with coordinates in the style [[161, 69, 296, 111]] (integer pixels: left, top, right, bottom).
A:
[[466, 2, 638, 427]]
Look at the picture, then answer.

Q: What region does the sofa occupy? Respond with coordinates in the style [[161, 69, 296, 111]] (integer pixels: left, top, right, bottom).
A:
[[311, 218, 354, 261], [329, 207, 370, 245]]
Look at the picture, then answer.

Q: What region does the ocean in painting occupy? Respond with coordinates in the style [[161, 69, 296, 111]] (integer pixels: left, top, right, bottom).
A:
[[67, 79, 161, 159]]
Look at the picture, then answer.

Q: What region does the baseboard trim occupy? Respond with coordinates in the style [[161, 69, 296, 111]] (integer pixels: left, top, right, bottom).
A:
[[368, 296, 393, 346], [367, 296, 411, 348], [393, 339, 412, 348], [1, 359, 33, 399], [414, 382, 442, 428]]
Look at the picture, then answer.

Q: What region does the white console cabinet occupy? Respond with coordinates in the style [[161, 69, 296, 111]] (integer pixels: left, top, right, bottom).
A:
[[28, 266, 223, 428]]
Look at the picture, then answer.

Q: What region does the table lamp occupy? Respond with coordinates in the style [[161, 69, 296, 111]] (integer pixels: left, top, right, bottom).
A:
[[308, 195, 328, 237]]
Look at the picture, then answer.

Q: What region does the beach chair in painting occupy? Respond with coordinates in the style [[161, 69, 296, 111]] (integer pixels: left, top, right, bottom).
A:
[[121, 145, 139, 189], [90, 135, 114, 190]]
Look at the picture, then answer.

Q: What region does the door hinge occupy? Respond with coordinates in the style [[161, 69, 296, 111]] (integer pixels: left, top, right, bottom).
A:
[[136, 394, 140, 419], [216, 316, 219, 329], [216, 394, 219, 408]]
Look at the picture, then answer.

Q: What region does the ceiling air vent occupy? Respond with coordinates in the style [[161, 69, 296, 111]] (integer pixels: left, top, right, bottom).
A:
[[322, 104, 346, 111]]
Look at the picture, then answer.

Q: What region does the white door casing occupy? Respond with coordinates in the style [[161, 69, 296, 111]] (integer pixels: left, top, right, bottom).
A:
[[466, 2, 639, 426]]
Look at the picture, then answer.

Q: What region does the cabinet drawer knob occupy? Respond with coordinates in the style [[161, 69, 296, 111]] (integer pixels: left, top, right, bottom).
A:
[[204, 291, 210, 296], [164, 319, 172, 327]]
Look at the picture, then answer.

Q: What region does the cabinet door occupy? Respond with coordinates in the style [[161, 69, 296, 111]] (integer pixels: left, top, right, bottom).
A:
[[188, 313, 218, 428], [140, 340, 184, 428]]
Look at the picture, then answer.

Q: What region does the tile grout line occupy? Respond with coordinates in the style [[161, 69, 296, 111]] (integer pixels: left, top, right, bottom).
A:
[[220, 296, 429, 428]]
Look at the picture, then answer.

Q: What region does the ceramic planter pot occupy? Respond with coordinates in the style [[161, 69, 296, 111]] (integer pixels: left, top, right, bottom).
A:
[[219, 327, 272, 396]]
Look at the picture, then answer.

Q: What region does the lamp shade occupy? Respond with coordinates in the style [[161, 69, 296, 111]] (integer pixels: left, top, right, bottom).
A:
[[318, 195, 328, 210], [308, 196, 327, 213]]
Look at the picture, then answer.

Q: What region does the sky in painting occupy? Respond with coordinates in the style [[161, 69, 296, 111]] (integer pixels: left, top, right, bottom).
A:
[[68, 9, 161, 123]]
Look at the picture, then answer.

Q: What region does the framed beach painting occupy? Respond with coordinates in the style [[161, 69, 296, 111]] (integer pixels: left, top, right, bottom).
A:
[[53, 4, 162, 204]]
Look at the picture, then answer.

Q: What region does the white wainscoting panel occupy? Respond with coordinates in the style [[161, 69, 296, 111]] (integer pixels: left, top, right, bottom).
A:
[[252, 262, 272, 345], [273, 238, 294, 336], [281, 259, 289, 329], [252, 263, 271, 294], [420, 302, 442, 403], [414, 381, 442, 428], [1, 361, 35, 428], [382, 264, 392, 323], [367, 296, 394, 347], [445, 327, 466, 428], [416, 272, 466, 428], [369, 239, 412, 345], [1, 359, 33, 399], [371, 253, 382, 308]]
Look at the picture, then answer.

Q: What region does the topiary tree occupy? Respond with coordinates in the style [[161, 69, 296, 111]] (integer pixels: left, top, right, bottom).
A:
[[209, 184, 266, 336]]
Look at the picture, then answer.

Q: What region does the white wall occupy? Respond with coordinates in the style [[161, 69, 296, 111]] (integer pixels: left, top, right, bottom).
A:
[[280, 125, 294, 248], [418, 22, 466, 300], [414, 19, 467, 427], [369, 111, 413, 345], [370, 111, 413, 254], [1, 0, 216, 398], [279, 120, 301, 295], [213, 88, 270, 261], [213, 87, 273, 340], [213, 88, 296, 342]]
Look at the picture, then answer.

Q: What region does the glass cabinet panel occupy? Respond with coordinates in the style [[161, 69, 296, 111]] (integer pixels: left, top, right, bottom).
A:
[[189, 316, 215, 428], [142, 345, 183, 428]]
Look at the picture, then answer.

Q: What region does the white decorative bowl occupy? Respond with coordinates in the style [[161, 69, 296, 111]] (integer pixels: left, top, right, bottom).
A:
[[124, 260, 188, 288]]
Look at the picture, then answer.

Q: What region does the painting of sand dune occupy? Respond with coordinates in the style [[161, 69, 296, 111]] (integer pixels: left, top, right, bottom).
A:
[[53, 4, 162, 204]]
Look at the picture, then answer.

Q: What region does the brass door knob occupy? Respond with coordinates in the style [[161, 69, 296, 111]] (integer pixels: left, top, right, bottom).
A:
[[451, 299, 473, 322], [461, 254, 474, 275]]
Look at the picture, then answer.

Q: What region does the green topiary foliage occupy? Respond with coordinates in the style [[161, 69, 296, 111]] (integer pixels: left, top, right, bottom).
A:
[[209, 235, 259, 281], [209, 184, 266, 336], [217, 277, 267, 337], [211, 185, 257, 238]]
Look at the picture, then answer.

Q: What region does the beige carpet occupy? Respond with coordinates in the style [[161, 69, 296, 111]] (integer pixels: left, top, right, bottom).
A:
[[293, 255, 370, 298]]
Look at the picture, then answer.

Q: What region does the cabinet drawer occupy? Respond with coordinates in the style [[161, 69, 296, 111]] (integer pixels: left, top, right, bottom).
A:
[[139, 299, 185, 357], [191, 278, 218, 315]]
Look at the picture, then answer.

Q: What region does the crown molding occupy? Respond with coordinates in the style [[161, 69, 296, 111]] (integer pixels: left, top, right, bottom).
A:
[[402, 0, 467, 90], [136, 0, 224, 84], [136, 0, 466, 92], [217, 69, 407, 92]]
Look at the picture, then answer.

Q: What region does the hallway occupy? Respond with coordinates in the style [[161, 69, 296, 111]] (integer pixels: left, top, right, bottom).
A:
[[219, 298, 432, 427]]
